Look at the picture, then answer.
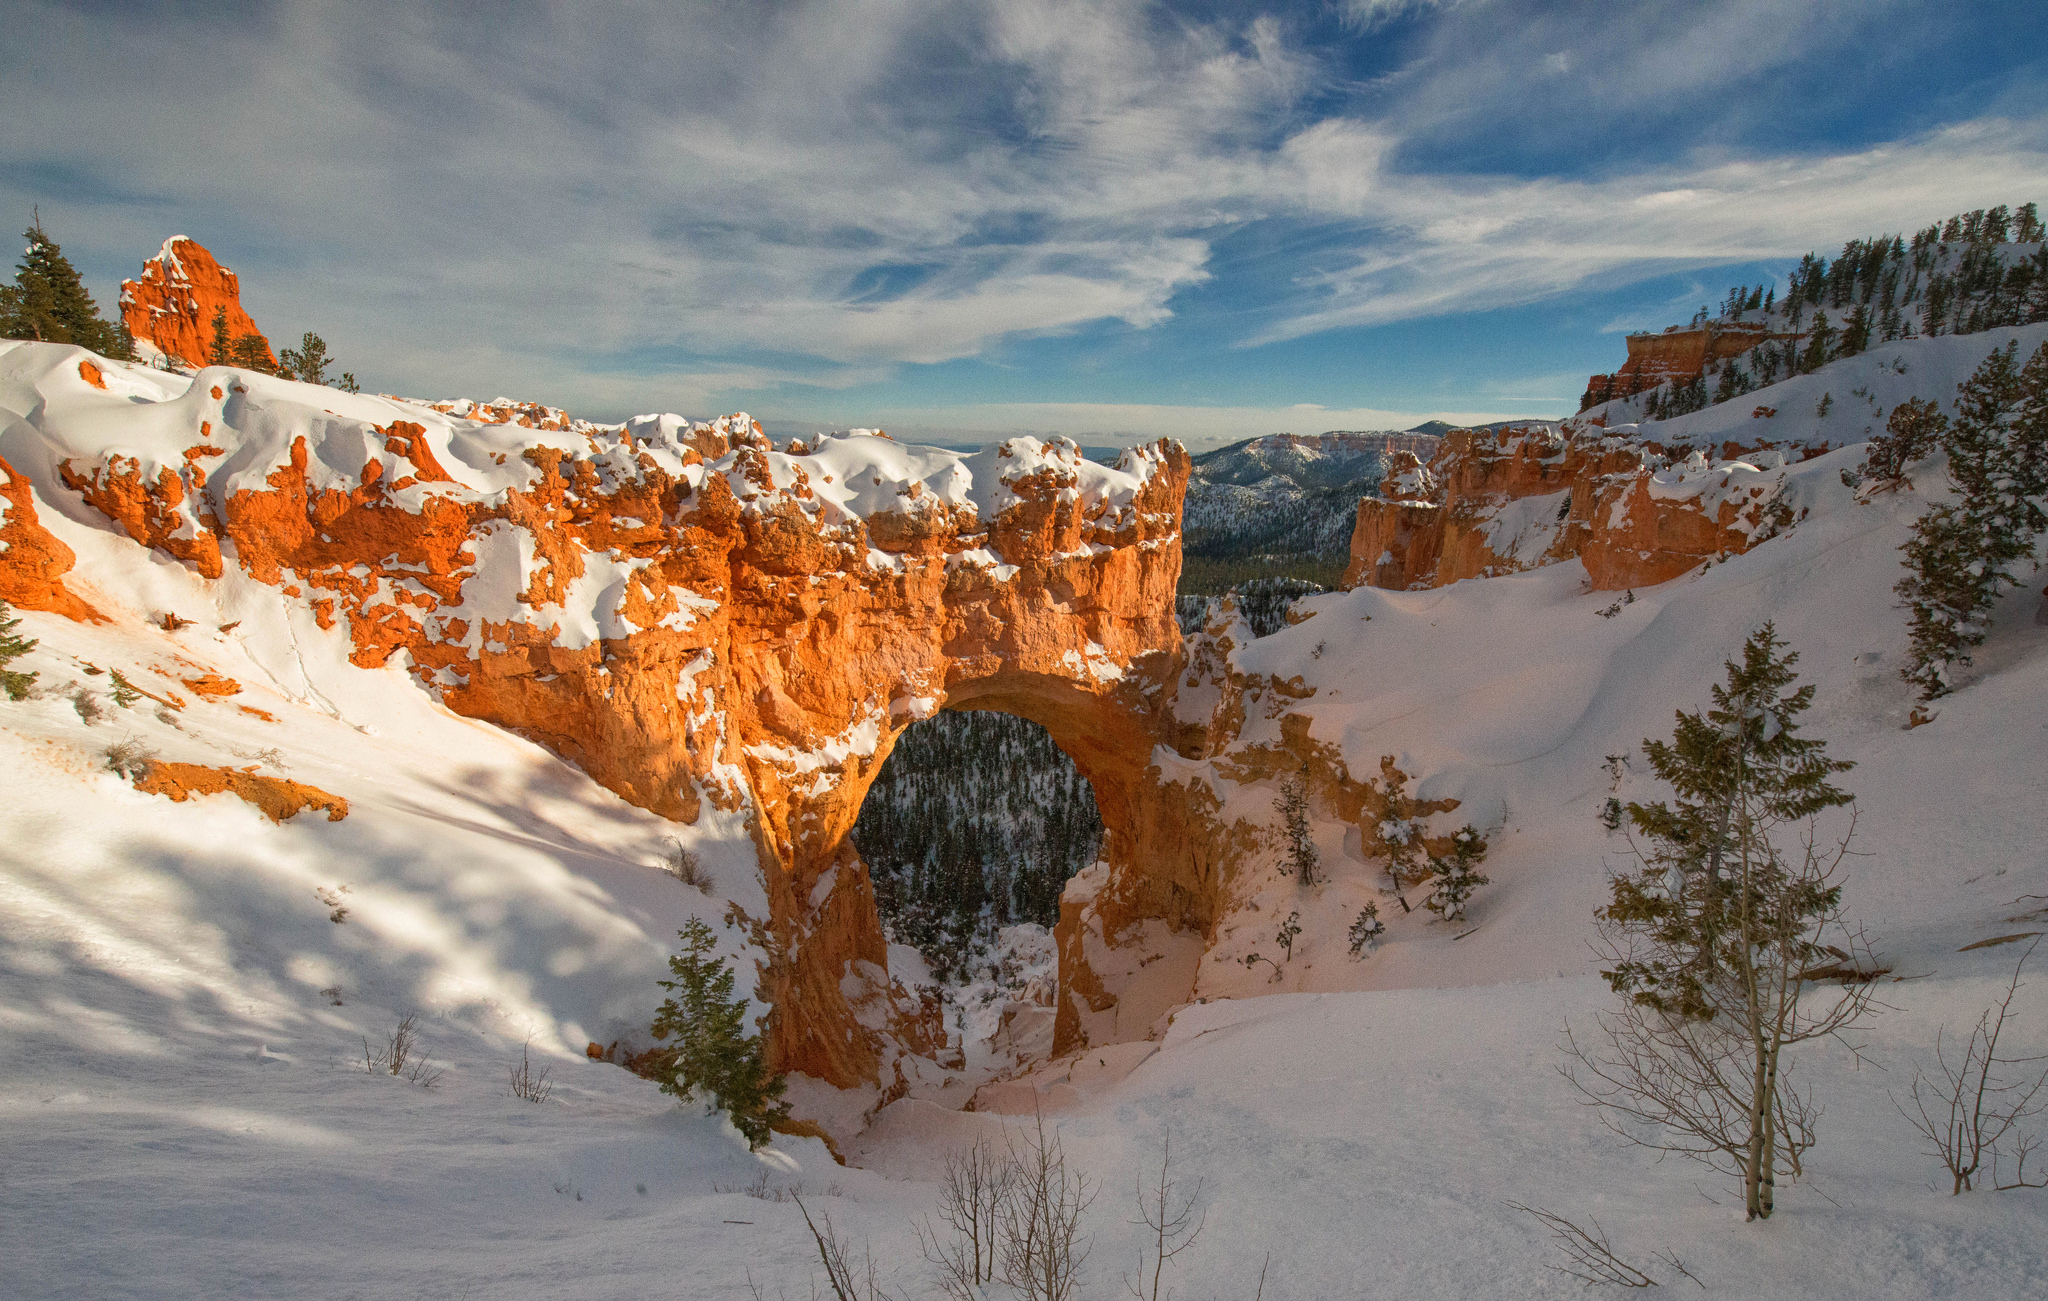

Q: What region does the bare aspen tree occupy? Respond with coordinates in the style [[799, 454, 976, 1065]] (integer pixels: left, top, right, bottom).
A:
[[1899, 936, 2048, 1193], [792, 1190, 900, 1301], [1565, 625, 1881, 1221], [1124, 1133, 1205, 1301], [916, 1137, 1018, 1298], [1000, 1111, 1095, 1301]]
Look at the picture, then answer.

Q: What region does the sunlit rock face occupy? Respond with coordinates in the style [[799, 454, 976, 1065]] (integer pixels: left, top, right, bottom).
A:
[[0, 339, 1223, 1089], [120, 237, 275, 371], [1345, 422, 1831, 594]]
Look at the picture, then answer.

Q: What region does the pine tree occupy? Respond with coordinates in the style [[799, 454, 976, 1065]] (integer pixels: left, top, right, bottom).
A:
[[1574, 623, 1868, 1221], [278, 332, 334, 385], [0, 220, 131, 357], [209, 307, 231, 366], [2017, 202, 2044, 245], [1, 600, 38, 701], [646, 919, 790, 1149], [1896, 341, 2048, 698], [1346, 902, 1384, 957], [1858, 396, 1947, 490], [1274, 773, 1320, 886], [1423, 826, 1490, 921], [228, 334, 273, 373], [1372, 761, 1424, 913], [1800, 311, 1834, 373]]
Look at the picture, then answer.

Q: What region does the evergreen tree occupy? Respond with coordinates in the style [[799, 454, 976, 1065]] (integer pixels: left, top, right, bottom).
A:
[[1800, 311, 1834, 373], [1578, 624, 1867, 1221], [1, 600, 38, 701], [228, 334, 274, 373], [1423, 826, 1490, 921], [278, 332, 334, 386], [0, 220, 131, 357], [1858, 396, 1948, 490], [1274, 773, 1320, 886], [1896, 341, 2048, 698], [646, 919, 789, 1149], [209, 307, 231, 366], [2016, 202, 2044, 245], [1346, 902, 1384, 957]]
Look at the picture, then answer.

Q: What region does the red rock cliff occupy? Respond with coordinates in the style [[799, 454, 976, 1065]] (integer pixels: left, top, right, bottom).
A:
[[0, 342, 1215, 1092], [1579, 321, 1798, 410], [120, 237, 275, 370], [1345, 422, 1826, 593]]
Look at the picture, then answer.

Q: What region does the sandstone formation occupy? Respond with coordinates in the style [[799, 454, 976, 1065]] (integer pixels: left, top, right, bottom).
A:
[[0, 453, 103, 622], [1345, 421, 1824, 593], [1, 338, 1530, 1111], [132, 761, 349, 823], [120, 237, 275, 370], [1580, 321, 1798, 410]]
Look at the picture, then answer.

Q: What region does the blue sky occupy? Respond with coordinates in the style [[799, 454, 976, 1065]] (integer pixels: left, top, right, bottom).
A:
[[4, 0, 2045, 449]]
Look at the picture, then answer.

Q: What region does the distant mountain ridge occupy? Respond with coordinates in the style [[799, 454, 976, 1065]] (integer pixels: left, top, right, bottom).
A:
[[1180, 430, 1439, 588]]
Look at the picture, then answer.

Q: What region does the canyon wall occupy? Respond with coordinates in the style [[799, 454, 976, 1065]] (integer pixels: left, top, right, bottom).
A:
[[1344, 421, 1826, 593], [120, 237, 275, 370], [0, 340, 1230, 1093], [1579, 321, 1795, 410]]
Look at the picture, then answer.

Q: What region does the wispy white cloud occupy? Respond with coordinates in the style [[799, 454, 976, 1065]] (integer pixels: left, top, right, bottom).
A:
[[770, 398, 1531, 451], [2, 0, 2039, 417]]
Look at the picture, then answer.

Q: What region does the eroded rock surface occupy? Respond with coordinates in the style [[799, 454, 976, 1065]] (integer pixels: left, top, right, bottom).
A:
[[120, 237, 275, 371], [1345, 421, 1826, 593]]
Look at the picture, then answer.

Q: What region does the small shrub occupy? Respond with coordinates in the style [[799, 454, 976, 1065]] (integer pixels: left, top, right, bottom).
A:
[[659, 837, 714, 893], [509, 1037, 554, 1103], [109, 670, 141, 708], [364, 1012, 442, 1087], [102, 736, 157, 781], [70, 686, 104, 725]]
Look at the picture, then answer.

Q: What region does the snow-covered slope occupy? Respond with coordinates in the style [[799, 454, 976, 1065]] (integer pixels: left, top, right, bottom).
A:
[[4, 324, 2047, 1297]]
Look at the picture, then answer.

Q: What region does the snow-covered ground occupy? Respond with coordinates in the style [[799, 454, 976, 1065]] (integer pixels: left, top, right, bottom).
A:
[[4, 325, 2047, 1297]]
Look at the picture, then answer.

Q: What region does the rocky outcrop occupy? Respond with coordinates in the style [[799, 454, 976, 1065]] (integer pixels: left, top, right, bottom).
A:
[[1579, 321, 1801, 410], [0, 454, 104, 622], [1345, 422, 1821, 593], [132, 762, 350, 823], [7, 339, 1515, 1103], [120, 237, 275, 370], [0, 341, 1212, 1091]]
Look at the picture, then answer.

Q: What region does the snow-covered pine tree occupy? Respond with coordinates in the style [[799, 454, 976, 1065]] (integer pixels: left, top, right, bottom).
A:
[[646, 918, 789, 1149], [1571, 623, 1872, 1221], [1423, 825, 1491, 922], [1858, 396, 1948, 491], [1347, 903, 1384, 957], [1371, 760, 1424, 913], [1, 600, 37, 701], [1897, 340, 2048, 698]]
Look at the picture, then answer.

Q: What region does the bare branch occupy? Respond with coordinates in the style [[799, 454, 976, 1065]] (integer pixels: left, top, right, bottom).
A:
[[1507, 1202, 1659, 1288]]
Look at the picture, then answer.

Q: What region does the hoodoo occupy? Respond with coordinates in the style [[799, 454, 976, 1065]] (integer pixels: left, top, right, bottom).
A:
[[119, 237, 275, 371]]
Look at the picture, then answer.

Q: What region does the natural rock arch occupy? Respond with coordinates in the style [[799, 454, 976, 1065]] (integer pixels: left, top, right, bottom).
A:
[[0, 342, 1246, 1092]]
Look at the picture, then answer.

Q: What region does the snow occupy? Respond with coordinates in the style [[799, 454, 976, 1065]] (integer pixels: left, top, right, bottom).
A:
[[5, 328, 2048, 1297]]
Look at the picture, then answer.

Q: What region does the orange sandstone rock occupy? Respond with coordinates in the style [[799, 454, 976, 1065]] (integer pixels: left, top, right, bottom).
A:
[[1345, 424, 1820, 593], [132, 762, 348, 823], [0, 455, 104, 622], [119, 237, 275, 370], [180, 673, 242, 699]]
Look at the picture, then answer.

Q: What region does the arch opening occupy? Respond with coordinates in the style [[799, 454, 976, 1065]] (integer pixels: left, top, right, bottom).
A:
[[852, 708, 1103, 985]]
